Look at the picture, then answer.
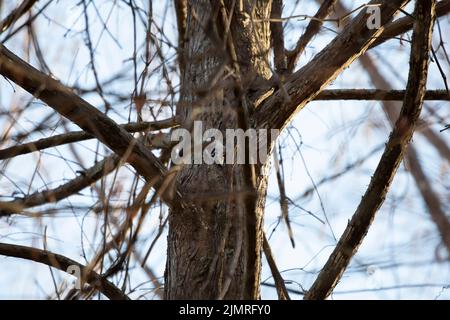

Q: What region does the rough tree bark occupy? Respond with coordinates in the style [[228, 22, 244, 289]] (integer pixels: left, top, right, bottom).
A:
[[165, 0, 273, 300]]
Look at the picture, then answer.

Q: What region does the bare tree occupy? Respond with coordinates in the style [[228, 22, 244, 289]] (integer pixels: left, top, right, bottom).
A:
[[0, 0, 449, 300]]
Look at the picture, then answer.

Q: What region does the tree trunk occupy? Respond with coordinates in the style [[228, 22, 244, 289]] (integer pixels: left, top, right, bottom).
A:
[[165, 0, 272, 299]]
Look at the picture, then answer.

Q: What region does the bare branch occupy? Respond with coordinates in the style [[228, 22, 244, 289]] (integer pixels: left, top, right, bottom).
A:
[[370, 0, 450, 49], [262, 233, 290, 300], [273, 148, 295, 248], [0, 44, 182, 207], [315, 89, 450, 101], [0, 0, 39, 32], [270, 0, 287, 74], [253, 0, 410, 131], [304, 0, 437, 300], [174, 0, 187, 56], [0, 242, 130, 300], [333, 1, 450, 257], [0, 155, 119, 217], [0, 118, 177, 160], [286, 0, 338, 73]]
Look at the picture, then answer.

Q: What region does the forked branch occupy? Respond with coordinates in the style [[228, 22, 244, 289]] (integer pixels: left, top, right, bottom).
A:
[[253, 0, 410, 131]]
